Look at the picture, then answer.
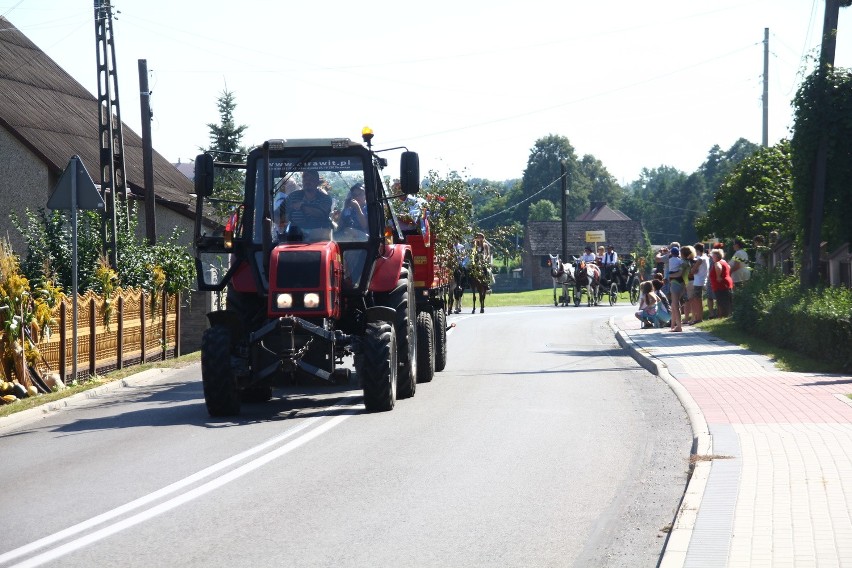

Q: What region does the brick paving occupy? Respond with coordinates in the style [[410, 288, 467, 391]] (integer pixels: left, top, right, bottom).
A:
[[613, 315, 852, 567]]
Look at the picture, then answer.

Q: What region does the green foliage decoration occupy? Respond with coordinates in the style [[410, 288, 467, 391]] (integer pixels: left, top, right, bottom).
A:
[[695, 140, 794, 242]]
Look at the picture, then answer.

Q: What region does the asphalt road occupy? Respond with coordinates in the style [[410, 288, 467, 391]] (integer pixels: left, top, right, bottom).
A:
[[0, 304, 691, 568]]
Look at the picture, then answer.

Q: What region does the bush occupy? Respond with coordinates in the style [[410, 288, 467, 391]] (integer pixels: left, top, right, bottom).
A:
[[732, 269, 852, 370]]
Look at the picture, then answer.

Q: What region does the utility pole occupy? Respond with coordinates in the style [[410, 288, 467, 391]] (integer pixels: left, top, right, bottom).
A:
[[560, 162, 568, 263], [762, 28, 769, 147], [94, 0, 128, 268], [804, 0, 842, 287], [139, 59, 156, 245]]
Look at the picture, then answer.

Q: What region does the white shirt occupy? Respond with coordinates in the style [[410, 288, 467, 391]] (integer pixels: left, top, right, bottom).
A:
[[731, 248, 749, 283], [693, 253, 710, 287], [581, 252, 596, 263], [602, 251, 618, 265]]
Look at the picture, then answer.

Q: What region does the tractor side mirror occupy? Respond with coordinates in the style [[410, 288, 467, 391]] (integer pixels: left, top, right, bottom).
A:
[[399, 151, 420, 195], [194, 153, 215, 197]]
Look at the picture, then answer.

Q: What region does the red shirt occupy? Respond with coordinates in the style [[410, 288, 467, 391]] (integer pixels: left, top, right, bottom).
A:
[[709, 259, 733, 292]]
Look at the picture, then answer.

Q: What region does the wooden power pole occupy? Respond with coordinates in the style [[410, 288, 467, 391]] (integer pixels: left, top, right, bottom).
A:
[[762, 28, 769, 147], [804, 0, 843, 287]]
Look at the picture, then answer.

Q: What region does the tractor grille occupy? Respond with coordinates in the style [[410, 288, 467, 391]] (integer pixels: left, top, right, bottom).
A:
[[276, 251, 321, 288]]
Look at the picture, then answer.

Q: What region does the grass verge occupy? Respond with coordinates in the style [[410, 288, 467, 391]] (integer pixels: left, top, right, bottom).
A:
[[0, 351, 201, 419]]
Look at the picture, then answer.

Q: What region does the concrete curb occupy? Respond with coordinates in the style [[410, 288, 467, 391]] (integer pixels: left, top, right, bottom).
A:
[[607, 317, 712, 568], [0, 367, 180, 435]]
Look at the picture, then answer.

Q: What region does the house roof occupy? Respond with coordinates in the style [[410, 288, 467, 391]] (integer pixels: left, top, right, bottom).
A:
[[526, 220, 646, 257], [574, 201, 632, 221], [0, 17, 194, 217]]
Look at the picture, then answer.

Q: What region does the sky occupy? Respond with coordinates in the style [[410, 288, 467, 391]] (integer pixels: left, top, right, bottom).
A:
[[2, 1, 851, 186]]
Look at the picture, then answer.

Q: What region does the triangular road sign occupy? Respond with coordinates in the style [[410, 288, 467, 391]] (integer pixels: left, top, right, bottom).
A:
[[47, 156, 105, 211]]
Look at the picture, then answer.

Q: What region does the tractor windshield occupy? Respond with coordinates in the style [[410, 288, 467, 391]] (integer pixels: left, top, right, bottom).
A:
[[258, 156, 368, 244]]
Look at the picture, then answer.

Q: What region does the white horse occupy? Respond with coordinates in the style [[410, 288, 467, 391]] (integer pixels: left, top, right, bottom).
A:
[[549, 254, 574, 307]]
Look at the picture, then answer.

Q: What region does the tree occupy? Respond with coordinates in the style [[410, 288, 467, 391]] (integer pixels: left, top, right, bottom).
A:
[[791, 66, 852, 254], [528, 199, 559, 221], [695, 140, 794, 242], [519, 135, 583, 222], [204, 89, 248, 208], [579, 154, 623, 208]]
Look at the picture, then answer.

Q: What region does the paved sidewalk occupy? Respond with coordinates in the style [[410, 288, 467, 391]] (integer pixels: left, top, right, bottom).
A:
[[610, 315, 852, 568]]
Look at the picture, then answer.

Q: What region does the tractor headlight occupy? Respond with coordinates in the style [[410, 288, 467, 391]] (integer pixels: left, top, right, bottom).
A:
[[303, 293, 320, 308], [276, 293, 293, 309]]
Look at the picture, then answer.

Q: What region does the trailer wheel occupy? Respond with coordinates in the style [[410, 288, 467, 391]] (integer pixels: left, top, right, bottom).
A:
[[201, 325, 240, 416], [416, 311, 435, 383], [434, 307, 448, 372], [377, 263, 417, 399], [357, 322, 397, 412]]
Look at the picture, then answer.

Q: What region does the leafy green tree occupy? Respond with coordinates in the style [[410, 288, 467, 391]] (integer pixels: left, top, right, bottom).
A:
[[695, 140, 794, 242], [519, 135, 584, 222], [791, 66, 852, 253], [528, 200, 559, 221], [619, 166, 689, 244], [579, 155, 623, 207]]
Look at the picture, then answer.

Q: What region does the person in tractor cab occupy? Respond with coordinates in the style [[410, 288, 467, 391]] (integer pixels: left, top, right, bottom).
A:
[[286, 170, 333, 241], [338, 182, 368, 237]]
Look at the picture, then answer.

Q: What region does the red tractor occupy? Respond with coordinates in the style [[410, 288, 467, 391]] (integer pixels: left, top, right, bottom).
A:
[[192, 130, 447, 415]]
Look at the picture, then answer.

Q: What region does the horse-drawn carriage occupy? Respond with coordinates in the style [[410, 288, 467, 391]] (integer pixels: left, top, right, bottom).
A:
[[598, 257, 641, 306], [550, 254, 641, 307]]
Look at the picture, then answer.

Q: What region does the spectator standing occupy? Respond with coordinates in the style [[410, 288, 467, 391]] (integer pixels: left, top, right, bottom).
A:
[[680, 245, 696, 324], [667, 246, 685, 332], [709, 249, 734, 317], [654, 246, 668, 278], [730, 238, 750, 288], [689, 243, 710, 324]]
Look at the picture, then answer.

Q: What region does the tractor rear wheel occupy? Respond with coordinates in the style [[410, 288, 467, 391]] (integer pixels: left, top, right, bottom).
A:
[[357, 322, 397, 412], [416, 311, 435, 383], [201, 325, 240, 416], [434, 307, 447, 372]]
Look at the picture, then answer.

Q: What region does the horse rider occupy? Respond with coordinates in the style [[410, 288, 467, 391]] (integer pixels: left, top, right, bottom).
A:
[[601, 244, 619, 286], [473, 232, 495, 289]]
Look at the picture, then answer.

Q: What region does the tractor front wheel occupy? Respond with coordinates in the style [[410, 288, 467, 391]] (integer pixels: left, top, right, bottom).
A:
[[357, 322, 397, 412], [201, 325, 240, 417]]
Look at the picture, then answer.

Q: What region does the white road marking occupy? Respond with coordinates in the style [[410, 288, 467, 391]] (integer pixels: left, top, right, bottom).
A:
[[1, 401, 359, 567]]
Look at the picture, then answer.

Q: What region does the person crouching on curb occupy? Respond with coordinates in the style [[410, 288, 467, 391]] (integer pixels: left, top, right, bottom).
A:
[[635, 281, 657, 328]]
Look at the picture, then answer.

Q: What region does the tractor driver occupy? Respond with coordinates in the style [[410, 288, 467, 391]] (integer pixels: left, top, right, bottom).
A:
[[286, 170, 333, 241]]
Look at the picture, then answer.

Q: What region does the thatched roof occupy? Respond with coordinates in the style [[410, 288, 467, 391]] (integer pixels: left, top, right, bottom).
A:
[[0, 16, 193, 216]]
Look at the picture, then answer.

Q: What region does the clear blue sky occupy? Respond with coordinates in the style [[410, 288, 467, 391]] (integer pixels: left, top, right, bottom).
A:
[[3, 1, 851, 185]]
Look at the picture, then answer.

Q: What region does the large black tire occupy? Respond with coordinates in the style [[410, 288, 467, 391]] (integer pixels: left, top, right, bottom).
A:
[[376, 263, 417, 399], [629, 277, 640, 305], [434, 307, 448, 372], [416, 311, 435, 383], [609, 282, 619, 306], [357, 322, 397, 412], [201, 325, 240, 416]]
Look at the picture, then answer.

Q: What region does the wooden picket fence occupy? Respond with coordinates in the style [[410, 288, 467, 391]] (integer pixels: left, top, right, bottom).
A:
[[36, 289, 180, 381]]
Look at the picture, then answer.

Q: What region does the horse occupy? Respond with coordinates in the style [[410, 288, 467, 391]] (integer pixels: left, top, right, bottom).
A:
[[466, 267, 489, 314], [448, 266, 466, 314], [548, 254, 574, 307], [572, 257, 602, 306]]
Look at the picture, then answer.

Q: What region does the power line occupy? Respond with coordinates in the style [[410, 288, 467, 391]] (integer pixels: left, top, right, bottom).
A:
[[476, 174, 565, 223]]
